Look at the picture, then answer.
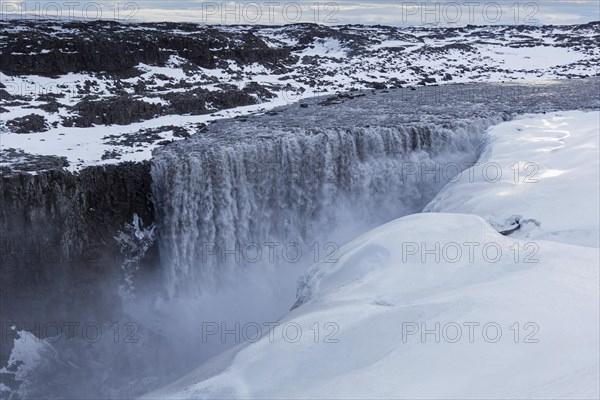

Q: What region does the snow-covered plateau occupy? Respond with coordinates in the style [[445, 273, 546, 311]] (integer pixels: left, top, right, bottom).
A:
[[143, 110, 600, 400], [1, 20, 599, 171]]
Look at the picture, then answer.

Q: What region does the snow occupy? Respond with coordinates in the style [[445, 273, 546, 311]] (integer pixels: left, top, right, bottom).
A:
[[485, 45, 588, 70], [142, 111, 600, 399], [1, 23, 598, 171], [372, 39, 419, 49], [298, 38, 347, 58], [136, 57, 189, 81], [0, 330, 49, 387], [0, 97, 314, 171], [425, 110, 600, 248]]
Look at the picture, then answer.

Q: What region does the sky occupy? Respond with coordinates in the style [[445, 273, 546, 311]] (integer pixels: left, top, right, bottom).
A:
[[1, 1, 599, 26]]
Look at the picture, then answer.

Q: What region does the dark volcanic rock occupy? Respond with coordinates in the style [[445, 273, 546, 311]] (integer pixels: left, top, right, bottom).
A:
[[6, 113, 49, 133], [0, 20, 598, 133], [369, 82, 388, 90], [418, 77, 437, 86], [0, 162, 159, 365], [162, 87, 258, 115], [0, 149, 68, 173], [0, 89, 13, 100], [63, 95, 163, 127], [0, 20, 293, 77], [38, 99, 61, 113]]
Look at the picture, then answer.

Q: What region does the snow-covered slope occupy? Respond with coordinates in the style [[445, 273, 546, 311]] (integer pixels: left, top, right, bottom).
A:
[[425, 111, 600, 248], [142, 110, 600, 399], [1, 21, 598, 170]]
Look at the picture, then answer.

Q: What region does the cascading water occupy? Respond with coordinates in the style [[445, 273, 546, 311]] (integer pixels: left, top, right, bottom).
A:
[[151, 120, 496, 297], [151, 78, 600, 297]]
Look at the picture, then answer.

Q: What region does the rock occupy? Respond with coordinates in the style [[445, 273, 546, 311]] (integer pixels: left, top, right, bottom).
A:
[[63, 96, 163, 127], [0, 89, 14, 100], [6, 114, 49, 133], [38, 99, 60, 113], [418, 77, 437, 86], [0, 20, 292, 77], [369, 82, 388, 90], [0, 148, 69, 174], [0, 162, 159, 365], [101, 149, 123, 160]]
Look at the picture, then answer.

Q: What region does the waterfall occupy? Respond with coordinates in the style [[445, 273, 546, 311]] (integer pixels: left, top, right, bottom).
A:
[[151, 79, 600, 297], [151, 118, 499, 296]]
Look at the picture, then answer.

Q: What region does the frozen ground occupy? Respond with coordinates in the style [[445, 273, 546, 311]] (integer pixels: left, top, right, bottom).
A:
[[142, 110, 600, 399], [1, 21, 598, 171]]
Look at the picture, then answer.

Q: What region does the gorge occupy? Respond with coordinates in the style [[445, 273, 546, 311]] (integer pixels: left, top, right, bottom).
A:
[[2, 77, 599, 399]]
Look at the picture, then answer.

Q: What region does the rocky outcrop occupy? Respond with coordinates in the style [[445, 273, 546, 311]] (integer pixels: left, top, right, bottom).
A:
[[6, 113, 50, 133], [161, 87, 258, 116], [0, 21, 293, 77], [63, 95, 164, 127]]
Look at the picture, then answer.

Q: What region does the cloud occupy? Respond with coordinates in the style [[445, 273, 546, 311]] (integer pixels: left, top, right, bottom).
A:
[[1, 1, 598, 25]]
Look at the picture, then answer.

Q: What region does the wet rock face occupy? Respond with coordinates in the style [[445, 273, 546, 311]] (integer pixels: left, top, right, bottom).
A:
[[0, 162, 158, 364]]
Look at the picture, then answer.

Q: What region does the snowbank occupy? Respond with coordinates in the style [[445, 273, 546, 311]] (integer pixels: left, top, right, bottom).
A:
[[425, 110, 600, 248], [142, 111, 599, 399]]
